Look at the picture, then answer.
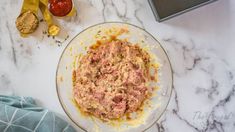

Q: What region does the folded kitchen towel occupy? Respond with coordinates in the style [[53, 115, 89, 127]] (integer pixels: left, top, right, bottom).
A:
[[0, 95, 76, 132]]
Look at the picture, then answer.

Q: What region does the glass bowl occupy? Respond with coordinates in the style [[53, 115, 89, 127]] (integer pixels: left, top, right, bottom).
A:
[[56, 22, 173, 132]]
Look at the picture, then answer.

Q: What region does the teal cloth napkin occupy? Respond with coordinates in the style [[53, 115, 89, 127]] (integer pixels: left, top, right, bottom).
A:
[[0, 95, 76, 132]]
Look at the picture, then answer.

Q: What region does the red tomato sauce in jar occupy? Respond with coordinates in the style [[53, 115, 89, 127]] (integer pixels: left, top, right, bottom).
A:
[[49, 0, 73, 17]]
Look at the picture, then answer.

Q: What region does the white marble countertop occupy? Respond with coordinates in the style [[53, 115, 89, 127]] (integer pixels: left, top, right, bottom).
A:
[[0, 0, 235, 131]]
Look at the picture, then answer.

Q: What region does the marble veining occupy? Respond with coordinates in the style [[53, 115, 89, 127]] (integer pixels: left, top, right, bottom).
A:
[[0, 0, 235, 131]]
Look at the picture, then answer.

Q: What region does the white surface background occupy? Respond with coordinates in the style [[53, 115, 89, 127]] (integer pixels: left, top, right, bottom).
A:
[[0, 0, 234, 131]]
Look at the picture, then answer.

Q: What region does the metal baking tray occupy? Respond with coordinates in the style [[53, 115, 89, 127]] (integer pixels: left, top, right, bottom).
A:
[[148, 0, 217, 22]]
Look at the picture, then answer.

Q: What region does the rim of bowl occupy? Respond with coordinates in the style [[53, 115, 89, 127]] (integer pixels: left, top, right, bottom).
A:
[[56, 22, 173, 132]]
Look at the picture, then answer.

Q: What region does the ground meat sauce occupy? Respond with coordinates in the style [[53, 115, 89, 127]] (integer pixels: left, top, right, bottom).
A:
[[73, 39, 154, 120]]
